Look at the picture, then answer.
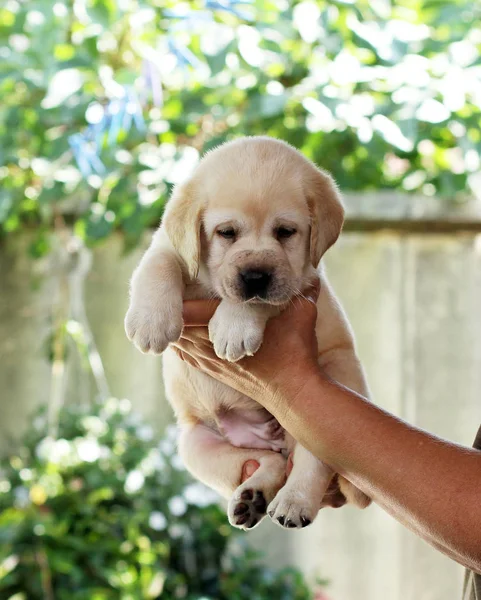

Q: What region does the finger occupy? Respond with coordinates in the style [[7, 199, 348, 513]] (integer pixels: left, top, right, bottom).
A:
[[286, 453, 294, 477], [172, 344, 202, 370], [174, 338, 197, 354], [306, 278, 321, 304], [172, 346, 184, 361], [320, 488, 347, 509], [175, 337, 215, 362], [180, 326, 211, 342], [241, 459, 260, 483], [319, 473, 346, 508], [183, 300, 220, 326]]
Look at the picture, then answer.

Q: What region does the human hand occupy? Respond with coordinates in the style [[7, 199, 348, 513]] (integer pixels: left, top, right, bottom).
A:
[[173, 281, 321, 415]]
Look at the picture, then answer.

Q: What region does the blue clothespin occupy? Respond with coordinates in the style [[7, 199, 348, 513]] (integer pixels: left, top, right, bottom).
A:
[[205, 0, 253, 20], [167, 38, 203, 70], [142, 60, 164, 107], [69, 133, 105, 177], [125, 87, 146, 133]]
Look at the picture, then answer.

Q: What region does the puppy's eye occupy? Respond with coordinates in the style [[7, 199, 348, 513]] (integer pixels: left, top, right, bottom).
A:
[[217, 228, 236, 240], [276, 227, 297, 240]]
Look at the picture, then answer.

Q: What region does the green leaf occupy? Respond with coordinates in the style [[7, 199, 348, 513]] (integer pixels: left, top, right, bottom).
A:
[[86, 0, 117, 29], [54, 44, 76, 62]]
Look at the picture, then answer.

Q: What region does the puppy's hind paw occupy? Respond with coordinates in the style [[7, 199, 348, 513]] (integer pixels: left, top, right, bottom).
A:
[[228, 486, 268, 530], [267, 487, 319, 530]]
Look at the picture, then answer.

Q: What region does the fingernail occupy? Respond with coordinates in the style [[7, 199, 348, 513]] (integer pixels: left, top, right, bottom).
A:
[[307, 280, 321, 303]]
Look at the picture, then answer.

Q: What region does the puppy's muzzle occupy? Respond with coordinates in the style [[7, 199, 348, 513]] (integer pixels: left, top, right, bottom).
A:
[[239, 269, 272, 300]]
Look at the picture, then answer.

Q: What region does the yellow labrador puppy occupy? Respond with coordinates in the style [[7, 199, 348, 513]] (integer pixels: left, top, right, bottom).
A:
[[125, 136, 371, 530]]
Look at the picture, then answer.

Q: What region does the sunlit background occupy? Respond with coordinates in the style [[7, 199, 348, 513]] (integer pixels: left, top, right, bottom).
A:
[[1, 1, 481, 599]]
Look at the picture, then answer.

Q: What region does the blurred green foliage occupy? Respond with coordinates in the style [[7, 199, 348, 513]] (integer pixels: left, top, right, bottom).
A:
[[0, 399, 313, 599], [0, 0, 480, 256]]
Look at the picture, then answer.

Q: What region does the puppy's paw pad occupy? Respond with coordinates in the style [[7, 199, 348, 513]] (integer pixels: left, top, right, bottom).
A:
[[228, 488, 267, 530], [267, 489, 318, 530]]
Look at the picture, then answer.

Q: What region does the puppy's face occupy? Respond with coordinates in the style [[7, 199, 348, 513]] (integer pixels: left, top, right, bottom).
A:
[[202, 180, 312, 305], [162, 137, 344, 299]]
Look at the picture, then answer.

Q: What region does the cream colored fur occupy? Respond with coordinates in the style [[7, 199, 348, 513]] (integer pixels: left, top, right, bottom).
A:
[[125, 136, 371, 530]]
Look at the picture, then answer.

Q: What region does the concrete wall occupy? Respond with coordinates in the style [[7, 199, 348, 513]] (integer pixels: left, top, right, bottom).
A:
[[2, 230, 481, 600]]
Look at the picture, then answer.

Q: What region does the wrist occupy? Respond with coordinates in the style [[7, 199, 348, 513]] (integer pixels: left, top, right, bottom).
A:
[[264, 365, 346, 471], [265, 362, 325, 423]]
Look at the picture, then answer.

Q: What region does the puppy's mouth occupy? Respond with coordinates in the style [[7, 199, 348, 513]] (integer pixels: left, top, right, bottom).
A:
[[219, 270, 294, 306]]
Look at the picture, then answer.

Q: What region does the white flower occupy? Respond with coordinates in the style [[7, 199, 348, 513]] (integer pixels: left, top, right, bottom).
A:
[[0, 480, 11, 493], [76, 438, 101, 463], [171, 454, 184, 471], [164, 424, 179, 442], [125, 470, 144, 494], [119, 399, 131, 414], [140, 449, 164, 476], [14, 486, 30, 508], [51, 439, 73, 464], [149, 511, 167, 531], [102, 397, 120, 417], [19, 469, 33, 482], [81, 416, 108, 437], [168, 524, 185, 539], [36, 437, 55, 462], [168, 496, 187, 517], [159, 440, 175, 456], [136, 425, 153, 442]]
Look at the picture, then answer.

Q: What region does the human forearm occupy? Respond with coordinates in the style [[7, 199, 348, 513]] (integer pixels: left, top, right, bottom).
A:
[[269, 371, 481, 573]]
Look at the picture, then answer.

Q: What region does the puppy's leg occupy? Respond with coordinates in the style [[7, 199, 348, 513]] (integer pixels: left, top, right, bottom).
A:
[[208, 301, 277, 362], [178, 423, 287, 530], [268, 443, 333, 529], [125, 232, 184, 354]]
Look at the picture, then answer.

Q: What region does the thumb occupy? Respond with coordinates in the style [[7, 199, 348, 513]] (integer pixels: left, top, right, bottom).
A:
[[306, 278, 321, 304], [183, 299, 220, 326]]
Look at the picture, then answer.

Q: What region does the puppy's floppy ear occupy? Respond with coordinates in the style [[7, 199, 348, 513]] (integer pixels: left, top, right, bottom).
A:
[[162, 180, 203, 280], [305, 167, 345, 268]]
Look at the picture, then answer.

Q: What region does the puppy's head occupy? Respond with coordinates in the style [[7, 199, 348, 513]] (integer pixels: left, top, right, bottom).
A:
[[163, 137, 344, 304]]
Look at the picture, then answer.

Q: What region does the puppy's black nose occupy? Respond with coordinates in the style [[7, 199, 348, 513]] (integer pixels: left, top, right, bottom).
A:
[[240, 269, 272, 299]]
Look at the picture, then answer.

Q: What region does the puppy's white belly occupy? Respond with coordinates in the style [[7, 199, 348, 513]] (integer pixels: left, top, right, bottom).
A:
[[163, 348, 291, 453]]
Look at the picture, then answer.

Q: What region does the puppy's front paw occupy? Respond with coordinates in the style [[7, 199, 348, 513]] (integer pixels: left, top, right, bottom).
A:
[[208, 307, 265, 362], [267, 486, 320, 529], [125, 299, 182, 355]]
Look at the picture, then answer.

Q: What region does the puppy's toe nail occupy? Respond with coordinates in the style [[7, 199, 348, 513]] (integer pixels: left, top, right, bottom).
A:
[[240, 488, 254, 501], [285, 519, 296, 528], [268, 510, 274, 518], [300, 516, 311, 528], [234, 502, 249, 516], [277, 515, 285, 526]]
